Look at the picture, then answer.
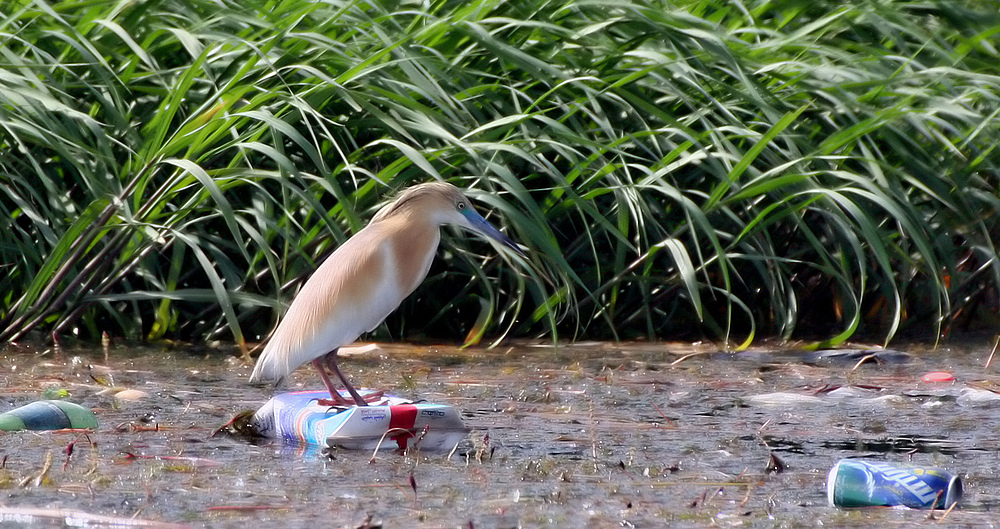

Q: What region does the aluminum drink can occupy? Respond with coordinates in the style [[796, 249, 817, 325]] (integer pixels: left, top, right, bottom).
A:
[[827, 459, 962, 509]]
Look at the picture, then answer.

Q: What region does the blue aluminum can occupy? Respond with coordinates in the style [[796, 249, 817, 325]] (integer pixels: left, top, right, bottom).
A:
[[827, 459, 962, 509]]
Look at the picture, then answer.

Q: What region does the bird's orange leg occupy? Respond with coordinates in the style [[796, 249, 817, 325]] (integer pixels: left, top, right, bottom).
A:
[[311, 358, 352, 406], [324, 350, 369, 406]]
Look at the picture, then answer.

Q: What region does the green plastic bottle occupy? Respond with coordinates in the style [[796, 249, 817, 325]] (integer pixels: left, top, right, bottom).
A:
[[0, 400, 98, 431]]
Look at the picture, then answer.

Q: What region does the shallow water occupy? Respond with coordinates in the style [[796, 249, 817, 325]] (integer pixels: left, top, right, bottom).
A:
[[0, 340, 998, 527]]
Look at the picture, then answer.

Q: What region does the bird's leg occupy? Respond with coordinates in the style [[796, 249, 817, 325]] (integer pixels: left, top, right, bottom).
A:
[[324, 349, 369, 407], [311, 358, 351, 406]]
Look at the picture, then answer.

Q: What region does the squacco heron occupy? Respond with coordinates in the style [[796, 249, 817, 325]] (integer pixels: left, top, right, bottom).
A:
[[250, 182, 525, 406]]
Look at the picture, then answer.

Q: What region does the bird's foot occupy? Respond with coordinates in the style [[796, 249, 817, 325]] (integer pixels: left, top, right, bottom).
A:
[[314, 390, 385, 408], [314, 391, 353, 408], [315, 398, 350, 408]]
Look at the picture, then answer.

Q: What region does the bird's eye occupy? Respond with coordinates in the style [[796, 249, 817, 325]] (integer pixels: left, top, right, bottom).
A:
[[457, 201, 466, 210]]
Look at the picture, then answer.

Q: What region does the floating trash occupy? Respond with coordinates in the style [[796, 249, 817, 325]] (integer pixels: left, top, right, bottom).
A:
[[741, 392, 828, 407], [0, 400, 98, 432], [827, 459, 962, 509], [40, 386, 70, 400], [743, 387, 907, 408], [251, 390, 469, 450], [956, 387, 1000, 407], [922, 371, 955, 383], [0, 506, 188, 528], [97, 387, 150, 401], [804, 349, 912, 366]]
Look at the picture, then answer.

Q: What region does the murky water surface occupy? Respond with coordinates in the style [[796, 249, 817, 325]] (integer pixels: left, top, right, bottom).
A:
[[1, 340, 999, 527]]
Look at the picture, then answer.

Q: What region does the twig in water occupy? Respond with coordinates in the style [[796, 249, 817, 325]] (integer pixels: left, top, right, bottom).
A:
[[851, 354, 879, 371], [925, 490, 943, 519], [651, 402, 677, 428], [758, 419, 772, 434], [407, 425, 430, 455], [738, 485, 753, 509], [132, 503, 150, 520], [368, 428, 413, 464], [119, 452, 221, 467], [670, 352, 705, 366], [938, 500, 958, 522], [19, 450, 53, 488], [986, 335, 1000, 369], [446, 440, 460, 460], [408, 472, 417, 506], [206, 505, 290, 512]]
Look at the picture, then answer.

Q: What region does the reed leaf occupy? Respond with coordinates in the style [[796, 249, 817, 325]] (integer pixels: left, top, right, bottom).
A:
[[1, 0, 998, 348]]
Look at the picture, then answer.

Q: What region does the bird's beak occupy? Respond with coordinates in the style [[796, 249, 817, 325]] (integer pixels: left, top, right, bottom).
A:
[[464, 210, 528, 259]]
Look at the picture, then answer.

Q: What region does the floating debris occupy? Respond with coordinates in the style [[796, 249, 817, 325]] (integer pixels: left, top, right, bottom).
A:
[[804, 349, 912, 366], [249, 390, 469, 450], [0, 506, 189, 528], [0, 400, 97, 432], [922, 371, 955, 383], [96, 387, 151, 402], [741, 392, 828, 407], [956, 387, 1000, 407], [827, 459, 961, 509], [764, 452, 785, 474]]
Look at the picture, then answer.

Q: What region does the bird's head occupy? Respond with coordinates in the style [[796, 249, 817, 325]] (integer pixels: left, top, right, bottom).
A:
[[376, 182, 527, 258]]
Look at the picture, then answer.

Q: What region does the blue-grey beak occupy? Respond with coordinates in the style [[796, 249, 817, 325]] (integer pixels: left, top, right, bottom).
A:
[[463, 209, 528, 258]]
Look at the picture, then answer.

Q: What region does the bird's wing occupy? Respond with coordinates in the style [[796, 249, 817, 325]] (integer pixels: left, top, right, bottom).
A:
[[249, 226, 398, 383]]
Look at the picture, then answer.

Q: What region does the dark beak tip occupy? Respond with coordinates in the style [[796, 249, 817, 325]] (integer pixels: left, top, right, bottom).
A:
[[470, 213, 527, 259], [496, 234, 527, 259]]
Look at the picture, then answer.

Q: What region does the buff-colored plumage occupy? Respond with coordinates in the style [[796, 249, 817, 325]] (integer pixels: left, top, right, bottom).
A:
[[250, 182, 525, 406]]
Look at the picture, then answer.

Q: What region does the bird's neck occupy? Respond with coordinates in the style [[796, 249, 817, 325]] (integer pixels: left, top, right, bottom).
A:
[[379, 213, 442, 296]]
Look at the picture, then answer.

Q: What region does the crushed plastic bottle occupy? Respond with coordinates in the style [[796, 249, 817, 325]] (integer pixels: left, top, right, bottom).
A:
[[251, 390, 469, 450]]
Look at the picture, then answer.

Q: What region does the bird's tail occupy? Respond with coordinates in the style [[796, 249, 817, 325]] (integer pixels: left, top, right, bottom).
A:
[[248, 348, 286, 387]]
